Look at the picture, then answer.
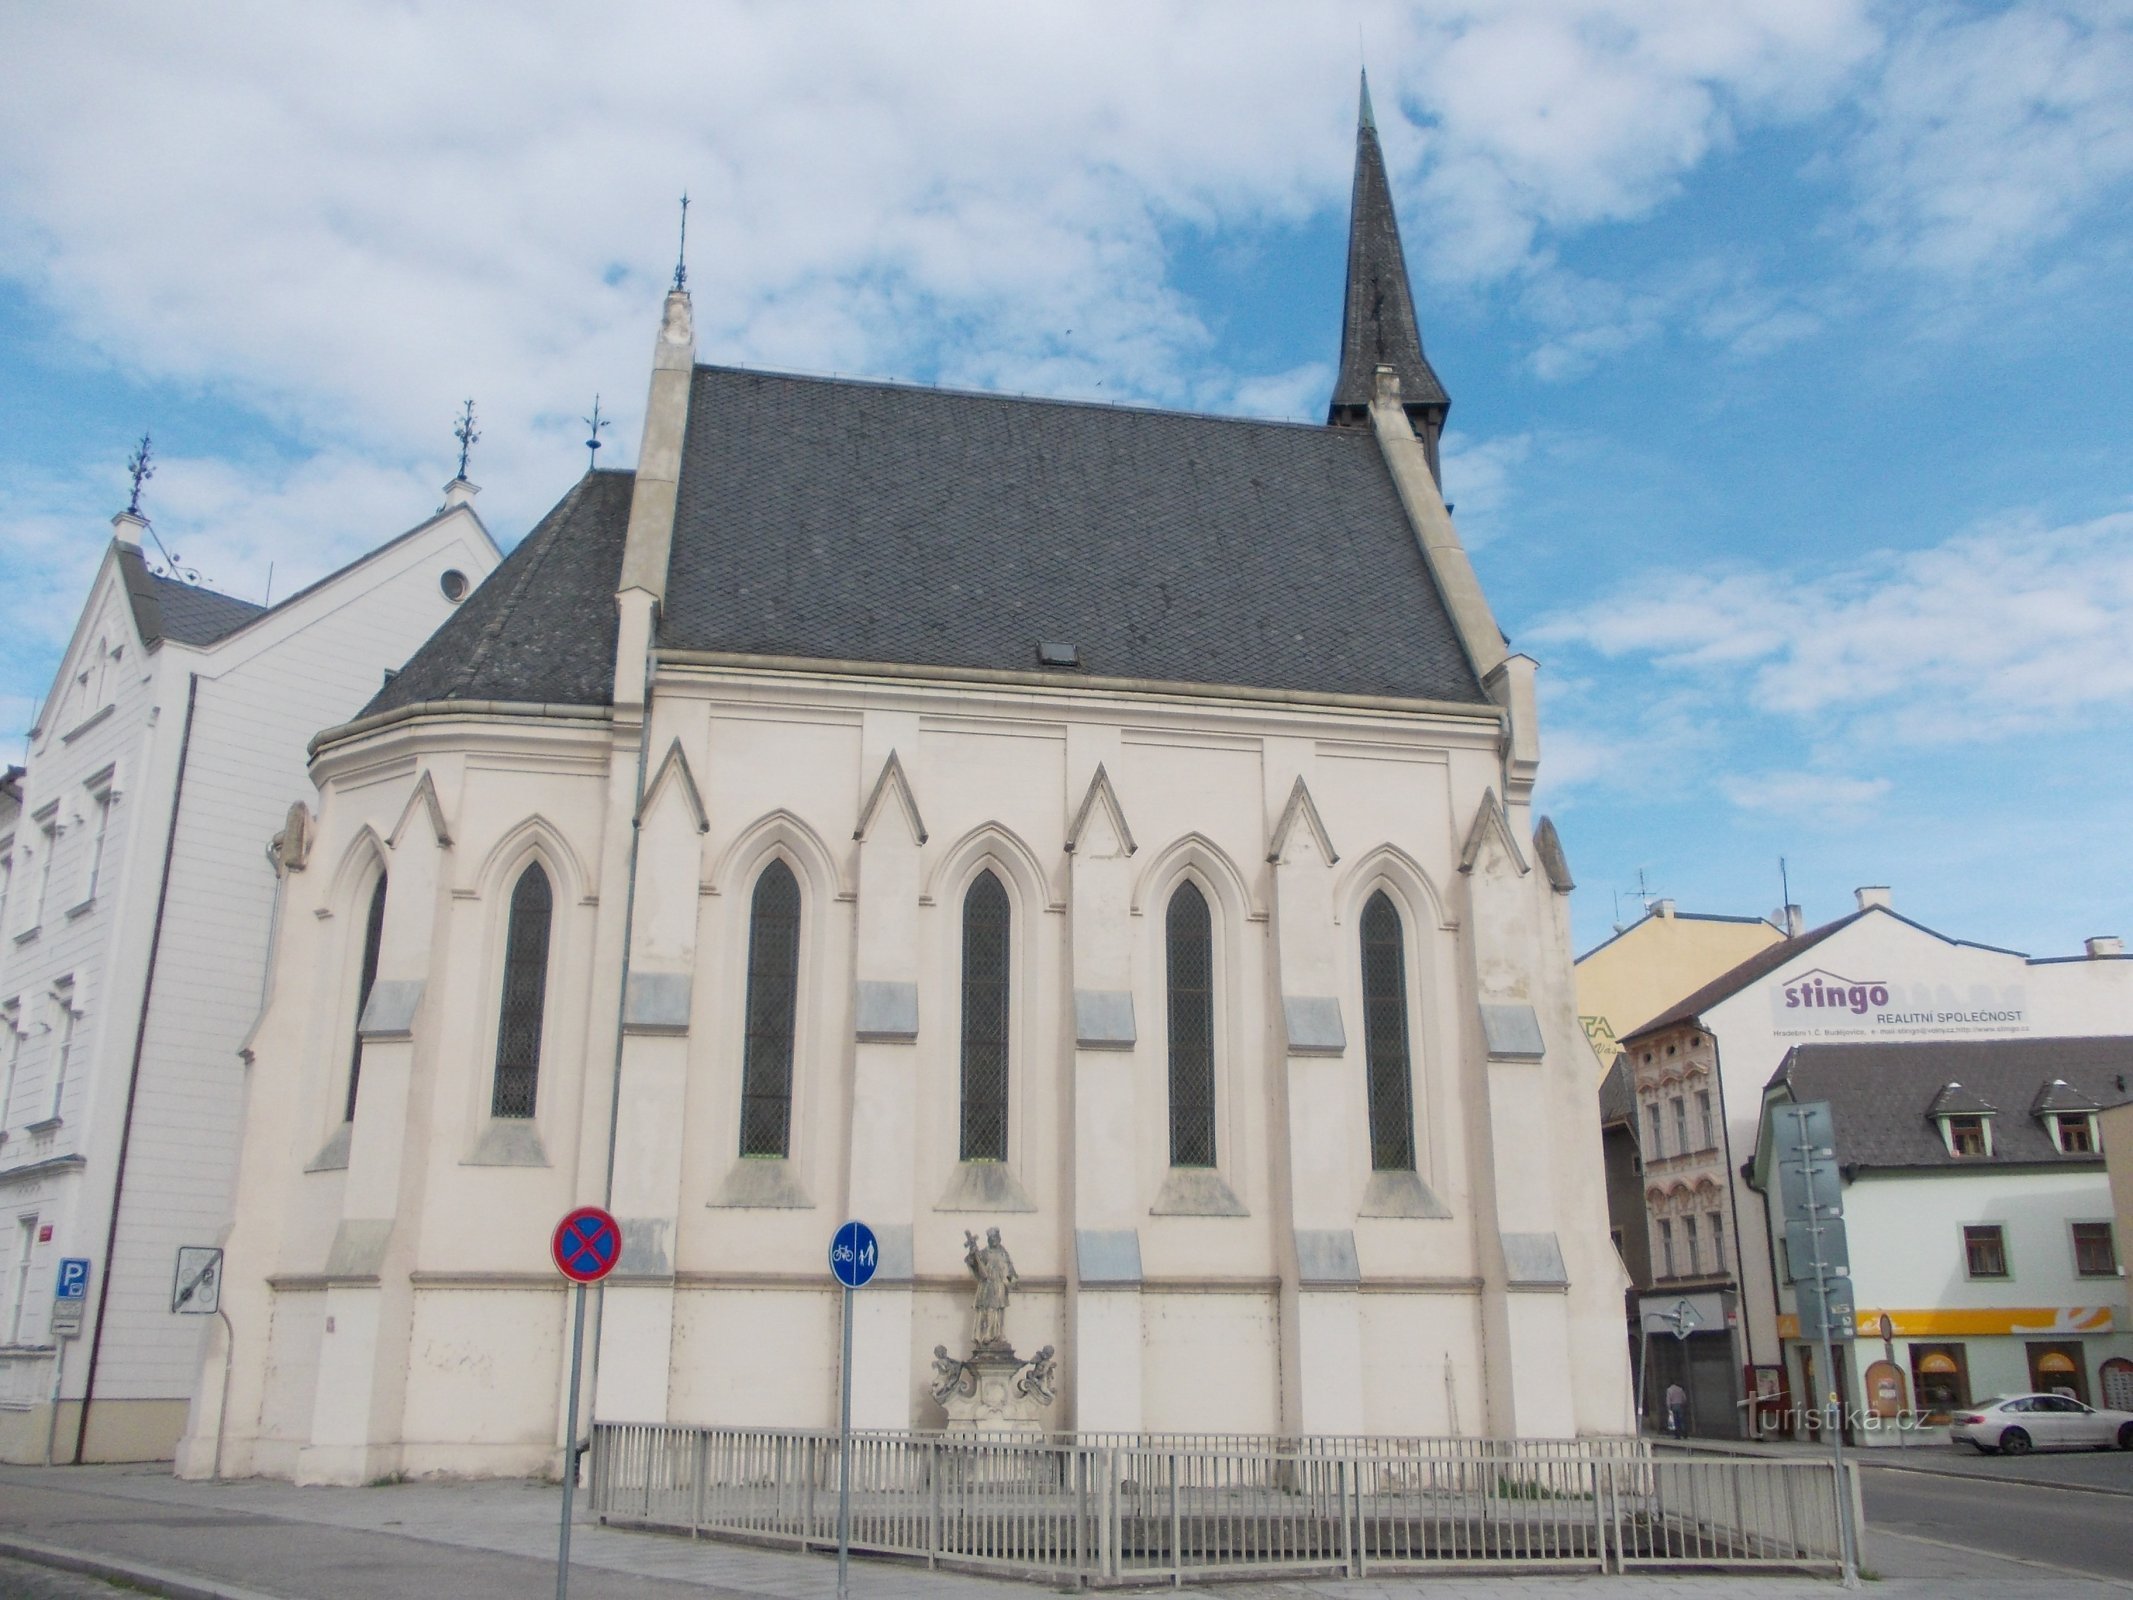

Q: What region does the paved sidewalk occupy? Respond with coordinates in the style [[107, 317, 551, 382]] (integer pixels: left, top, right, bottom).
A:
[[0, 1464, 2125, 1600]]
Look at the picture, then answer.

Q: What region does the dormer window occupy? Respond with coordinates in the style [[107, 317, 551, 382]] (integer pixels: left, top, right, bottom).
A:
[[1943, 1115, 1989, 1157], [2053, 1114, 2096, 1154]]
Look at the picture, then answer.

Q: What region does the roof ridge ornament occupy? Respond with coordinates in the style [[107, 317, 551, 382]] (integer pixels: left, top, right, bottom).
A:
[[125, 431, 154, 516], [452, 398, 480, 482]]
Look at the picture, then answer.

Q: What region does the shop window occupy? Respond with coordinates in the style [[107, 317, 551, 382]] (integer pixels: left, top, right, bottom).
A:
[[2072, 1222, 2118, 1278], [2027, 1342, 2088, 1404], [1963, 1223, 2008, 1279], [1909, 1344, 1969, 1420], [2102, 1358, 2133, 1412]]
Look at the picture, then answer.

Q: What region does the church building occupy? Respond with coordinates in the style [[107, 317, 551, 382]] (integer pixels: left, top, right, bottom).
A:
[[182, 82, 1633, 1484]]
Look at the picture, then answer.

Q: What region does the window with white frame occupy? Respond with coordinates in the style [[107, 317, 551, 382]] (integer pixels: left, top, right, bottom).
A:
[[1658, 1217, 1677, 1277], [2073, 1222, 2118, 1278], [1645, 1102, 1664, 1157], [46, 982, 80, 1124], [1696, 1088, 1715, 1150], [1709, 1210, 1726, 1271], [1671, 1095, 1689, 1154], [0, 1002, 18, 1132], [2054, 1114, 2097, 1154], [27, 807, 58, 931], [79, 776, 115, 907], [0, 838, 13, 934], [6, 1214, 35, 1344], [1684, 1213, 1702, 1274]]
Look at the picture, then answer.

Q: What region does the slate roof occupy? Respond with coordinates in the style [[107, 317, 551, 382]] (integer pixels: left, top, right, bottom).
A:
[[661, 366, 1488, 705], [1327, 72, 1449, 422], [1765, 1036, 2133, 1172], [1598, 1054, 1637, 1129], [115, 544, 266, 648], [1621, 911, 1867, 1043], [361, 470, 634, 717]]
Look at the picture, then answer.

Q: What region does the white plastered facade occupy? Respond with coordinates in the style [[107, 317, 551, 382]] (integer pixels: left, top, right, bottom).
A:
[[182, 298, 1634, 1485]]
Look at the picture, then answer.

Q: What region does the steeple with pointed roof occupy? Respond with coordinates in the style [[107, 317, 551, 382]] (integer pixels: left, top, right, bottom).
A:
[[1328, 70, 1450, 483]]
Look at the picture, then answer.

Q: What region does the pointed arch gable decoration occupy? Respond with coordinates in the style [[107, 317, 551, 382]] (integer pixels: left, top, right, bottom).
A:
[[1333, 842, 1456, 931], [1064, 763, 1135, 857], [1457, 787, 1527, 877], [854, 749, 927, 845], [708, 808, 849, 900], [386, 769, 453, 850], [1267, 775, 1339, 866], [638, 738, 710, 833], [919, 821, 1057, 910]]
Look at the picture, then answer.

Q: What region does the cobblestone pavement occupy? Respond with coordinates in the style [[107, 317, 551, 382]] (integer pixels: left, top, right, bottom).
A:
[[0, 1464, 2127, 1600]]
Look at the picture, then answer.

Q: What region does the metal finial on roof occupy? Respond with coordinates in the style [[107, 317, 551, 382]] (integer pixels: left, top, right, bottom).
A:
[[1358, 68, 1375, 132], [673, 192, 689, 292], [583, 395, 609, 470], [125, 431, 154, 516], [453, 398, 480, 481]]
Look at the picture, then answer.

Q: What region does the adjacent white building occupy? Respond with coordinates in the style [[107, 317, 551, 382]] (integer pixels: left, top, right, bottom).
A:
[[181, 85, 1635, 1486], [1750, 1036, 2133, 1438], [0, 490, 498, 1462], [1616, 891, 2130, 1433]]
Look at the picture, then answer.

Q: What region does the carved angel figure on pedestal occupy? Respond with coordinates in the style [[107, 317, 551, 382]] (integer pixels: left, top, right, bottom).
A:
[[963, 1227, 1017, 1348]]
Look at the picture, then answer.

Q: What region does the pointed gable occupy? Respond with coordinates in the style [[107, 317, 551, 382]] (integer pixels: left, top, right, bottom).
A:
[[1327, 71, 1450, 448]]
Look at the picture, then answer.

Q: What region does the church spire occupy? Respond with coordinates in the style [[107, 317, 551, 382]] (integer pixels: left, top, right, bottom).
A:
[[1328, 71, 1450, 482]]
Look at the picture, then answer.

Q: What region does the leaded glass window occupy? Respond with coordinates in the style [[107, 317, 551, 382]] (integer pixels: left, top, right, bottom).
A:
[[1166, 880, 1216, 1168], [490, 863, 553, 1119], [1361, 891, 1416, 1171], [740, 859, 801, 1157], [346, 872, 387, 1121], [960, 871, 1010, 1161]]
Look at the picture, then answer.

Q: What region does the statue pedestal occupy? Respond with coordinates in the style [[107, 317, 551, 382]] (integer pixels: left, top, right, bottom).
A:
[[936, 1345, 1056, 1438]]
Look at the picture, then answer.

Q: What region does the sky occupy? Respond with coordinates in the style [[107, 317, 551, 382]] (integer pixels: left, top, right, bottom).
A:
[[1, 1, 2129, 962]]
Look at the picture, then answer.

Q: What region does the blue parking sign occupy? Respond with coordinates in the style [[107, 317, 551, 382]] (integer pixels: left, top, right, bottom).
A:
[[55, 1258, 90, 1300]]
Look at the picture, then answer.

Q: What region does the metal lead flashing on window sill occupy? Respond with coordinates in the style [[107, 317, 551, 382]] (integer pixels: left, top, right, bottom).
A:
[[65, 898, 96, 921], [710, 1156, 814, 1210]]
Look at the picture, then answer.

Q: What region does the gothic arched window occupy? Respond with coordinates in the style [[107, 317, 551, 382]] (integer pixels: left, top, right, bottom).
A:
[[490, 863, 553, 1119], [1166, 880, 1216, 1168], [1361, 890, 1417, 1171], [960, 870, 1010, 1162], [739, 859, 801, 1157], [345, 871, 387, 1121]]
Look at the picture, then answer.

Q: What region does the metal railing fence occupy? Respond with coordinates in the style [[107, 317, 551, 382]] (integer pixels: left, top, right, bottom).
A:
[[590, 1424, 1845, 1584]]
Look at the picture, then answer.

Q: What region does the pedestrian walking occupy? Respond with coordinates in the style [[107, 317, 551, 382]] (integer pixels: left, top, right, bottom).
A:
[[1664, 1380, 1687, 1438]]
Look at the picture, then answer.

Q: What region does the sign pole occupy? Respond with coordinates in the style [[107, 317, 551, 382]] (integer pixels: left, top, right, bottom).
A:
[[838, 1280, 854, 1600], [557, 1281, 587, 1600], [548, 1204, 622, 1600], [825, 1217, 878, 1600], [1783, 1106, 1858, 1590]]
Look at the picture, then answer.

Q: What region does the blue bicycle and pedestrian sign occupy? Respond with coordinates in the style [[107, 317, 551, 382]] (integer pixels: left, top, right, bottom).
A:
[[829, 1219, 878, 1289]]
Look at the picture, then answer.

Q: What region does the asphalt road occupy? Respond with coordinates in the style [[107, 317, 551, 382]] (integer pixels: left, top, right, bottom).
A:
[[1862, 1464, 2133, 1582]]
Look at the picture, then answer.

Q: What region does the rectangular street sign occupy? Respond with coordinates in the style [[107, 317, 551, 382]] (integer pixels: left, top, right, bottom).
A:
[[1795, 1274, 1856, 1342], [54, 1258, 90, 1300], [1785, 1218, 1850, 1279], [172, 1246, 223, 1315], [49, 1299, 83, 1337]]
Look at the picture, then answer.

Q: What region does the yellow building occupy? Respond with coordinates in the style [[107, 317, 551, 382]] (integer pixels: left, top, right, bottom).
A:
[[1576, 902, 1785, 1077]]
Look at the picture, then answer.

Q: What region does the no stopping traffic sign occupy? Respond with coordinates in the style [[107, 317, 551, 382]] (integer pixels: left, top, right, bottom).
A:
[[551, 1206, 622, 1284]]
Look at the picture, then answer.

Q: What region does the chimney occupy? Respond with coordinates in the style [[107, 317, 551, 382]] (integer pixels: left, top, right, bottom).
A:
[[2087, 936, 2125, 958], [1785, 904, 1805, 937], [1854, 886, 1891, 912], [1654, 899, 1675, 920]]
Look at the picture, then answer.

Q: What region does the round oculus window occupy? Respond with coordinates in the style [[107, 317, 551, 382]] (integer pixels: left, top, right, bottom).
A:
[[440, 569, 469, 602]]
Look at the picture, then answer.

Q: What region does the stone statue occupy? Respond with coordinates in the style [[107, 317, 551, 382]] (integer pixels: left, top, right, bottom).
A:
[[962, 1227, 1017, 1348], [929, 1344, 975, 1405], [1014, 1345, 1058, 1406], [267, 801, 312, 876]]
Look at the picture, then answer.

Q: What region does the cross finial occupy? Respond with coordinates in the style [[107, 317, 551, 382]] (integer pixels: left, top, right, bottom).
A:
[[673, 192, 689, 292], [453, 399, 480, 480], [583, 395, 609, 471], [125, 432, 154, 516]]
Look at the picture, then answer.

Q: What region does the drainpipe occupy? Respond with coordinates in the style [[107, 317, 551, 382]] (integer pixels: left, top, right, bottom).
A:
[[75, 672, 198, 1462]]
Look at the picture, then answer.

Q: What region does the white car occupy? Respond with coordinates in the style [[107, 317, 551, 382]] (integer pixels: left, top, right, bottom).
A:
[[1949, 1393, 2133, 1454]]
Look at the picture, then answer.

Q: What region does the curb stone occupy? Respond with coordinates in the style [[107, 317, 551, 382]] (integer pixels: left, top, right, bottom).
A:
[[0, 1533, 285, 1600]]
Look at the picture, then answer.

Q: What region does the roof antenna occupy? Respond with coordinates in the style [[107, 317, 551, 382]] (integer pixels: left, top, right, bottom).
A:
[[125, 431, 154, 516], [452, 398, 480, 482], [673, 192, 689, 292], [583, 395, 609, 470]]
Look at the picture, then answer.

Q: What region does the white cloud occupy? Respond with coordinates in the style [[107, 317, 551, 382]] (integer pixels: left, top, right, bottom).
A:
[[1531, 508, 2133, 745], [1843, 2, 2133, 281], [1720, 770, 1891, 820], [1439, 429, 1531, 547]]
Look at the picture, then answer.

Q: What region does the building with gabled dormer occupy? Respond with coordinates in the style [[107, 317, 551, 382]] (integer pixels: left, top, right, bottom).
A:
[[182, 79, 1633, 1484], [0, 485, 498, 1463]]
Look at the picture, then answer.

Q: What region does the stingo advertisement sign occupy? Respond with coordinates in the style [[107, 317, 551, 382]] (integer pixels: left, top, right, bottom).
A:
[[1770, 968, 2029, 1039]]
